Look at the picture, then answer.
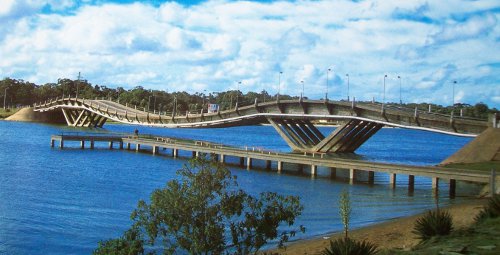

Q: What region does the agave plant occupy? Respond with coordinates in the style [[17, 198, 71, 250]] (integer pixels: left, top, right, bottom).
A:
[[320, 237, 378, 255], [412, 209, 453, 241], [475, 194, 500, 222]]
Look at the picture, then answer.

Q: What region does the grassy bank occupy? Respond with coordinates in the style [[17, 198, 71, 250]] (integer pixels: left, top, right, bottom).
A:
[[382, 215, 500, 255], [0, 108, 20, 119], [444, 161, 500, 173]]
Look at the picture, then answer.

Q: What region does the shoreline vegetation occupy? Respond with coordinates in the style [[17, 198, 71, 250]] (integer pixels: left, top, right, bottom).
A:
[[274, 198, 491, 254]]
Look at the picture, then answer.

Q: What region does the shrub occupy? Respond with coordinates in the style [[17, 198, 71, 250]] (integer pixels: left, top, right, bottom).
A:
[[320, 237, 378, 255], [412, 209, 453, 241], [475, 194, 500, 222]]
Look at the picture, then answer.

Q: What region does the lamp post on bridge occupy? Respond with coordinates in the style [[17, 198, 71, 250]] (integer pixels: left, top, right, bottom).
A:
[[300, 80, 304, 99], [346, 73, 349, 102], [237, 82, 241, 106], [452, 80, 457, 107], [383, 74, 387, 106], [277, 71, 282, 101], [76, 72, 81, 98], [326, 68, 331, 100], [398, 75, 402, 105]]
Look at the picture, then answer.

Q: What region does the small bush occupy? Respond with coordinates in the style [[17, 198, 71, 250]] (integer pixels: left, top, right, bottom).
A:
[[475, 194, 500, 222], [412, 209, 453, 241], [320, 237, 378, 255]]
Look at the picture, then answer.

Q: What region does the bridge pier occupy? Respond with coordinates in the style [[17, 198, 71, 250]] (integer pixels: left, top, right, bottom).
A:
[[277, 161, 283, 173], [389, 173, 396, 188], [449, 179, 456, 198], [311, 165, 317, 177], [136, 144, 140, 152], [152, 146, 158, 155], [330, 167, 337, 179], [172, 148, 178, 158], [432, 177, 439, 191], [246, 157, 252, 170], [109, 141, 113, 149], [408, 175, 415, 193], [219, 154, 225, 163], [266, 160, 271, 170], [239, 157, 245, 167], [368, 171, 375, 184], [350, 169, 357, 184], [80, 140, 85, 149]]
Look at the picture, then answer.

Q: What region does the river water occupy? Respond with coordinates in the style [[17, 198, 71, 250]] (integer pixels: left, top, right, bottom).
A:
[[0, 121, 476, 254]]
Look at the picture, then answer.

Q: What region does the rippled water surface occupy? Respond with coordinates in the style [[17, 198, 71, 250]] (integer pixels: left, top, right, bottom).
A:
[[0, 121, 475, 254]]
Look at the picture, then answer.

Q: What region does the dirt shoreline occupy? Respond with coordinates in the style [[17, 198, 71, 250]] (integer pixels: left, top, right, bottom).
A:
[[273, 199, 487, 254]]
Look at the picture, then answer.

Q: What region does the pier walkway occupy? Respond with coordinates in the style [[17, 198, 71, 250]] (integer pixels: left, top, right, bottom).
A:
[[50, 133, 498, 198]]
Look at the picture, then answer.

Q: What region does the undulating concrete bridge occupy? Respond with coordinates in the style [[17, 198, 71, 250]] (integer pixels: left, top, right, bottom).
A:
[[34, 97, 494, 153]]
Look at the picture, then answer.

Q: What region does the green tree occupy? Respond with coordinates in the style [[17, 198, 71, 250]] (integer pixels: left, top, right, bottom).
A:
[[95, 156, 304, 254]]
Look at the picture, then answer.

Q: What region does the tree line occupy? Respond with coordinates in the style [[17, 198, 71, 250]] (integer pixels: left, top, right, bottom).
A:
[[0, 77, 496, 118]]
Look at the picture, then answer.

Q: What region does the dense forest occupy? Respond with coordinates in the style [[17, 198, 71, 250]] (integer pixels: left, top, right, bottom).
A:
[[0, 77, 497, 119]]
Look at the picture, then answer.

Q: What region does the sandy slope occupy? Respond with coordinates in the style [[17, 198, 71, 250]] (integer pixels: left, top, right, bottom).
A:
[[274, 199, 486, 254]]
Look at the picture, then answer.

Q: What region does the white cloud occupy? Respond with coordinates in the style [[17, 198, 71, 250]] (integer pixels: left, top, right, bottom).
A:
[[0, 0, 498, 107]]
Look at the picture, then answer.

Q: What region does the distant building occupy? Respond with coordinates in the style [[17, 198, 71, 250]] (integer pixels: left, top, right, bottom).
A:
[[208, 103, 219, 113]]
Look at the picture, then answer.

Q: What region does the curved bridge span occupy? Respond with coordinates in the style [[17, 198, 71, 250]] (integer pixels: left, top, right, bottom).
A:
[[34, 97, 489, 153]]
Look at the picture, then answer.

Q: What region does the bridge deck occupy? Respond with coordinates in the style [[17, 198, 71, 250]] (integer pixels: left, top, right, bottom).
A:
[[50, 134, 498, 197]]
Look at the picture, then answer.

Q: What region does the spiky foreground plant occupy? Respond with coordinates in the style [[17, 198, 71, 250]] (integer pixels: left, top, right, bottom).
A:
[[320, 237, 378, 255], [412, 209, 453, 241], [475, 194, 500, 222]]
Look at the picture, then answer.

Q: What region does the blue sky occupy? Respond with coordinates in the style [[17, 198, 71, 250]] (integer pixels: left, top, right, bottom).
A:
[[0, 0, 499, 107]]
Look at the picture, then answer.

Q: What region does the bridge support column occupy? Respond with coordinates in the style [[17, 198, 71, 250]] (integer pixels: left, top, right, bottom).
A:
[[297, 164, 304, 174], [126, 143, 130, 150], [136, 144, 140, 152], [311, 165, 317, 177], [432, 177, 439, 191], [51, 139, 55, 148], [119, 142, 123, 150], [408, 175, 415, 193], [277, 161, 283, 173], [109, 141, 113, 149], [152, 146, 158, 155], [330, 167, 337, 179], [173, 148, 178, 158], [80, 140, 85, 149], [266, 160, 271, 170], [246, 157, 252, 170], [389, 173, 396, 188], [368, 171, 374, 184], [90, 140, 95, 149], [449, 179, 456, 198], [239, 157, 245, 167], [219, 154, 225, 163], [350, 169, 357, 184], [60, 139, 64, 149]]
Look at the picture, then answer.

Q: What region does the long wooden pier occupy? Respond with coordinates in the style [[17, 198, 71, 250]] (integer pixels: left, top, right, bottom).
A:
[[50, 133, 498, 197]]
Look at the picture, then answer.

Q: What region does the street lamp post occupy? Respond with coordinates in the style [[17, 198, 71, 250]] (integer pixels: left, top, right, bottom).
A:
[[76, 72, 81, 98], [346, 74, 350, 101], [237, 82, 241, 106], [383, 74, 387, 105], [326, 68, 331, 100], [277, 72, 282, 101], [153, 93, 157, 113], [300, 80, 304, 99], [452, 80, 457, 107], [398, 76, 402, 105]]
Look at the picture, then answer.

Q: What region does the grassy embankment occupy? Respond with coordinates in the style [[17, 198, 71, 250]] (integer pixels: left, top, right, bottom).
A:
[[381, 161, 500, 255], [381, 211, 500, 255], [0, 108, 20, 119]]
